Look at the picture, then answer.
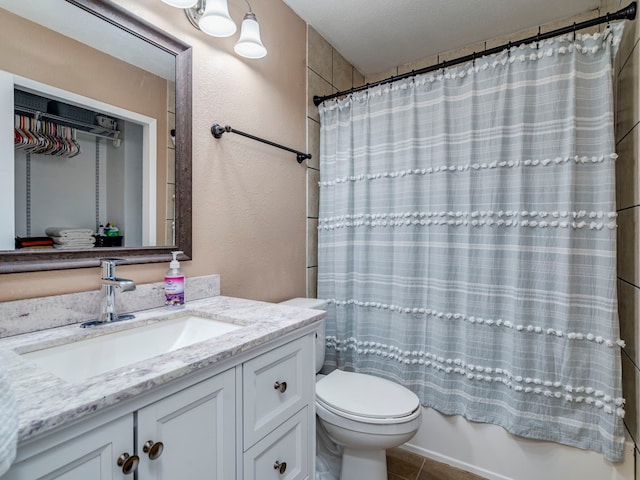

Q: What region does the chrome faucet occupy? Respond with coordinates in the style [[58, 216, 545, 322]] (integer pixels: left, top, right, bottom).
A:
[[99, 258, 136, 323], [81, 259, 136, 327]]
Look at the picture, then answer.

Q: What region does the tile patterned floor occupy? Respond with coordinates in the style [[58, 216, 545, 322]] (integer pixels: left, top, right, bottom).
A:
[[387, 448, 489, 480]]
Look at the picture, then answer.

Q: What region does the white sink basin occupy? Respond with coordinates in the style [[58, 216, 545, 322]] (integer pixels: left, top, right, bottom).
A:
[[21, 314, 242, 383]]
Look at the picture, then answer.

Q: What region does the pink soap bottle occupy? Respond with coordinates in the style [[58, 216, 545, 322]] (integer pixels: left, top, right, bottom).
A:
[[164, 251, 185, 309]]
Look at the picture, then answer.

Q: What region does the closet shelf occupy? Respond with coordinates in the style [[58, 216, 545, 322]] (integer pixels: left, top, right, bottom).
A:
[[15, 105, 120, 142]]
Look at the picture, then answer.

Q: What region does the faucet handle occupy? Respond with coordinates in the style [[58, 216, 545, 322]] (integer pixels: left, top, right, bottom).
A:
[[100, 258, 126, 277]]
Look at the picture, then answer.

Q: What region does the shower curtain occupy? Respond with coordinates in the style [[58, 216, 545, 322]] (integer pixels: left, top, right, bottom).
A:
[[317, 23, 626, 461]]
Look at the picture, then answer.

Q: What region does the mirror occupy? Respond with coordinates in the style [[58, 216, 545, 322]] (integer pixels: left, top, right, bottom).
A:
[[0, 0, 192, 273]]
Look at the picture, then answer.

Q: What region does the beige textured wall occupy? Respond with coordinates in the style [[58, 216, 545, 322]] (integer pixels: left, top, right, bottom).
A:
[[1, 0, 307, 303], [305, 27, 364, 297]]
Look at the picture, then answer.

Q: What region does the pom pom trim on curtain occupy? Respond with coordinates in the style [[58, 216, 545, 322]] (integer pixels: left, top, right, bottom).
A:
[[319, 154, 620, 187], [319, 209, 619, 231], [317, 23, 626, 461]]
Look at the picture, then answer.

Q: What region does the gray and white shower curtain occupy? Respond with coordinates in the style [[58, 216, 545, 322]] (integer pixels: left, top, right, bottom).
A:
[[317, 23, 626, 461]]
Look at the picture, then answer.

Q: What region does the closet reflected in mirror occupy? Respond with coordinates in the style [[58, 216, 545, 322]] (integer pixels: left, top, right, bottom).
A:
[[14, 89, 150, 249], [0, 0, 192, 272]]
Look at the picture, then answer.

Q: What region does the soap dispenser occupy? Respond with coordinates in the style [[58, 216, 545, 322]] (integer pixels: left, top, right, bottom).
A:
[[164, 251, 185, 309]]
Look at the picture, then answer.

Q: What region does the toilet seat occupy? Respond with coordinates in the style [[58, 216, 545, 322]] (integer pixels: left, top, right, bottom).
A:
[[316, 370, 420, 424]]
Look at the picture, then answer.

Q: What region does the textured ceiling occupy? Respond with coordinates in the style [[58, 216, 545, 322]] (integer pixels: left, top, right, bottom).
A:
[[282, 0, 603, 75]]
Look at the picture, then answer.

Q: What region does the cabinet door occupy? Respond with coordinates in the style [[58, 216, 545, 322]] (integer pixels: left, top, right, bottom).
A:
[[136, 368, 235, 480], [243, 407, 309, 480], [3, 415, 133, 480], [243, 335, 313, 448]]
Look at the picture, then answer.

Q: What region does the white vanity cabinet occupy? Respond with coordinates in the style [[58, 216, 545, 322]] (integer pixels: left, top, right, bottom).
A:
[[3, 328, 317, 480]]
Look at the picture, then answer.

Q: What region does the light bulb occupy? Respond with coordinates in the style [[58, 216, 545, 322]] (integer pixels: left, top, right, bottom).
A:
[[199, 0, 236, 37], [234, 12, 267, 59]]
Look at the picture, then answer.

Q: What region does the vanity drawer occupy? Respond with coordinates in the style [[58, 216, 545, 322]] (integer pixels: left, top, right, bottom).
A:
[[243, 334, 313, 448], [243, 407, 309, 480]]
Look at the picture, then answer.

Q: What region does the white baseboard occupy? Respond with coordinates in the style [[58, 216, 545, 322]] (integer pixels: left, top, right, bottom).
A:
[[400, 443, 513, 480]]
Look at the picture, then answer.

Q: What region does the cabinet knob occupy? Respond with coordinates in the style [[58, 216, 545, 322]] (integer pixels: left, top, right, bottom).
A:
[[143, 440, 164, 460], [273, 460, 287, 474], [273, 381, 287, 393], [117, 453, 139, 475]]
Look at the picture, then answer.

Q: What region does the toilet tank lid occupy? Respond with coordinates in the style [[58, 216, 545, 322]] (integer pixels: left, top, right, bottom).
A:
[[279, 297, 327, 310]]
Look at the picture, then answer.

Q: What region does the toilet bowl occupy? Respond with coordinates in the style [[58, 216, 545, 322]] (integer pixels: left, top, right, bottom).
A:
[[280, 298, 422, 480], [316, 369, 422, 480]]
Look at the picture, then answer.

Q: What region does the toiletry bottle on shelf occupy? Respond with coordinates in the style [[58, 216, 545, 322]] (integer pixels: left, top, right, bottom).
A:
[[164, 251, 185, 309]]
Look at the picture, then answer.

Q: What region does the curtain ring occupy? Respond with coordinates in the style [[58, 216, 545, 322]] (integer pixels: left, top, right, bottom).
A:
[[573, 22, 577, 41], [536, 27, 541, 49]]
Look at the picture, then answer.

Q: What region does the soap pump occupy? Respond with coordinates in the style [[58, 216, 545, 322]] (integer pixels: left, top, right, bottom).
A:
[[164, 251, 185, 309]]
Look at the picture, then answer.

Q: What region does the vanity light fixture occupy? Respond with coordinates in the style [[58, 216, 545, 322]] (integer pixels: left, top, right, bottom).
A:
[[180, 0, 267, 58]]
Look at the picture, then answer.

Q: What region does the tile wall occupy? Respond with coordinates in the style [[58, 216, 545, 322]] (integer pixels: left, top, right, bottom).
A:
[[305, 27, 364, 297], [610, 0, 640, 476]]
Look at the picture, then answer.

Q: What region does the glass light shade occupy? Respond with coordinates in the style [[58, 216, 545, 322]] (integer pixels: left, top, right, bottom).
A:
[[161, 0, 197, 8], [198, 0, 237, 37], [234, 12, 267, 59]]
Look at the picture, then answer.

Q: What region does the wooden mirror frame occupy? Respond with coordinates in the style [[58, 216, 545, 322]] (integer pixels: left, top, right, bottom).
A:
[[0, 0, 192, 273]]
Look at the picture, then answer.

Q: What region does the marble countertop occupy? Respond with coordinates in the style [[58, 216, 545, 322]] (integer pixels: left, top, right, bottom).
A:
[[0, 296, 324, 443]]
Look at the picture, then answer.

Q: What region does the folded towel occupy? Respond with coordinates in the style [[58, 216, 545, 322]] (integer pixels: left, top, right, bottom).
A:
[[45, 227, 94, 237], [50, 234, 93, 242], [0, 359, 18, 476], [50, 236, 96, 246], [15, 236, 54, 248]]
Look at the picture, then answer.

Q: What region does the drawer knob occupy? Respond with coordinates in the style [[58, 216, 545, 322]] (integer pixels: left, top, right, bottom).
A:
[[143, 440, 164, 460], [117, 453, 139, 475], [274, 381, 287, 393], [273, 460, 287, 474]]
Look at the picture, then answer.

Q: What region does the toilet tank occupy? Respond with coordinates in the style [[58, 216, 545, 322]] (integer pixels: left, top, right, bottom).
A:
[[279, 298, 327, 373]]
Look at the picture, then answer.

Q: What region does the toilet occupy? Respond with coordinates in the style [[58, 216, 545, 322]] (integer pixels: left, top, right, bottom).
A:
[[280, 298, 422, 480]]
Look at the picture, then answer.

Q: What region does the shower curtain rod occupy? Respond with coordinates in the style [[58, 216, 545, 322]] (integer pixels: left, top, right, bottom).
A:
[[211, 123, 312, 163], [313, 1, 637, 107]]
